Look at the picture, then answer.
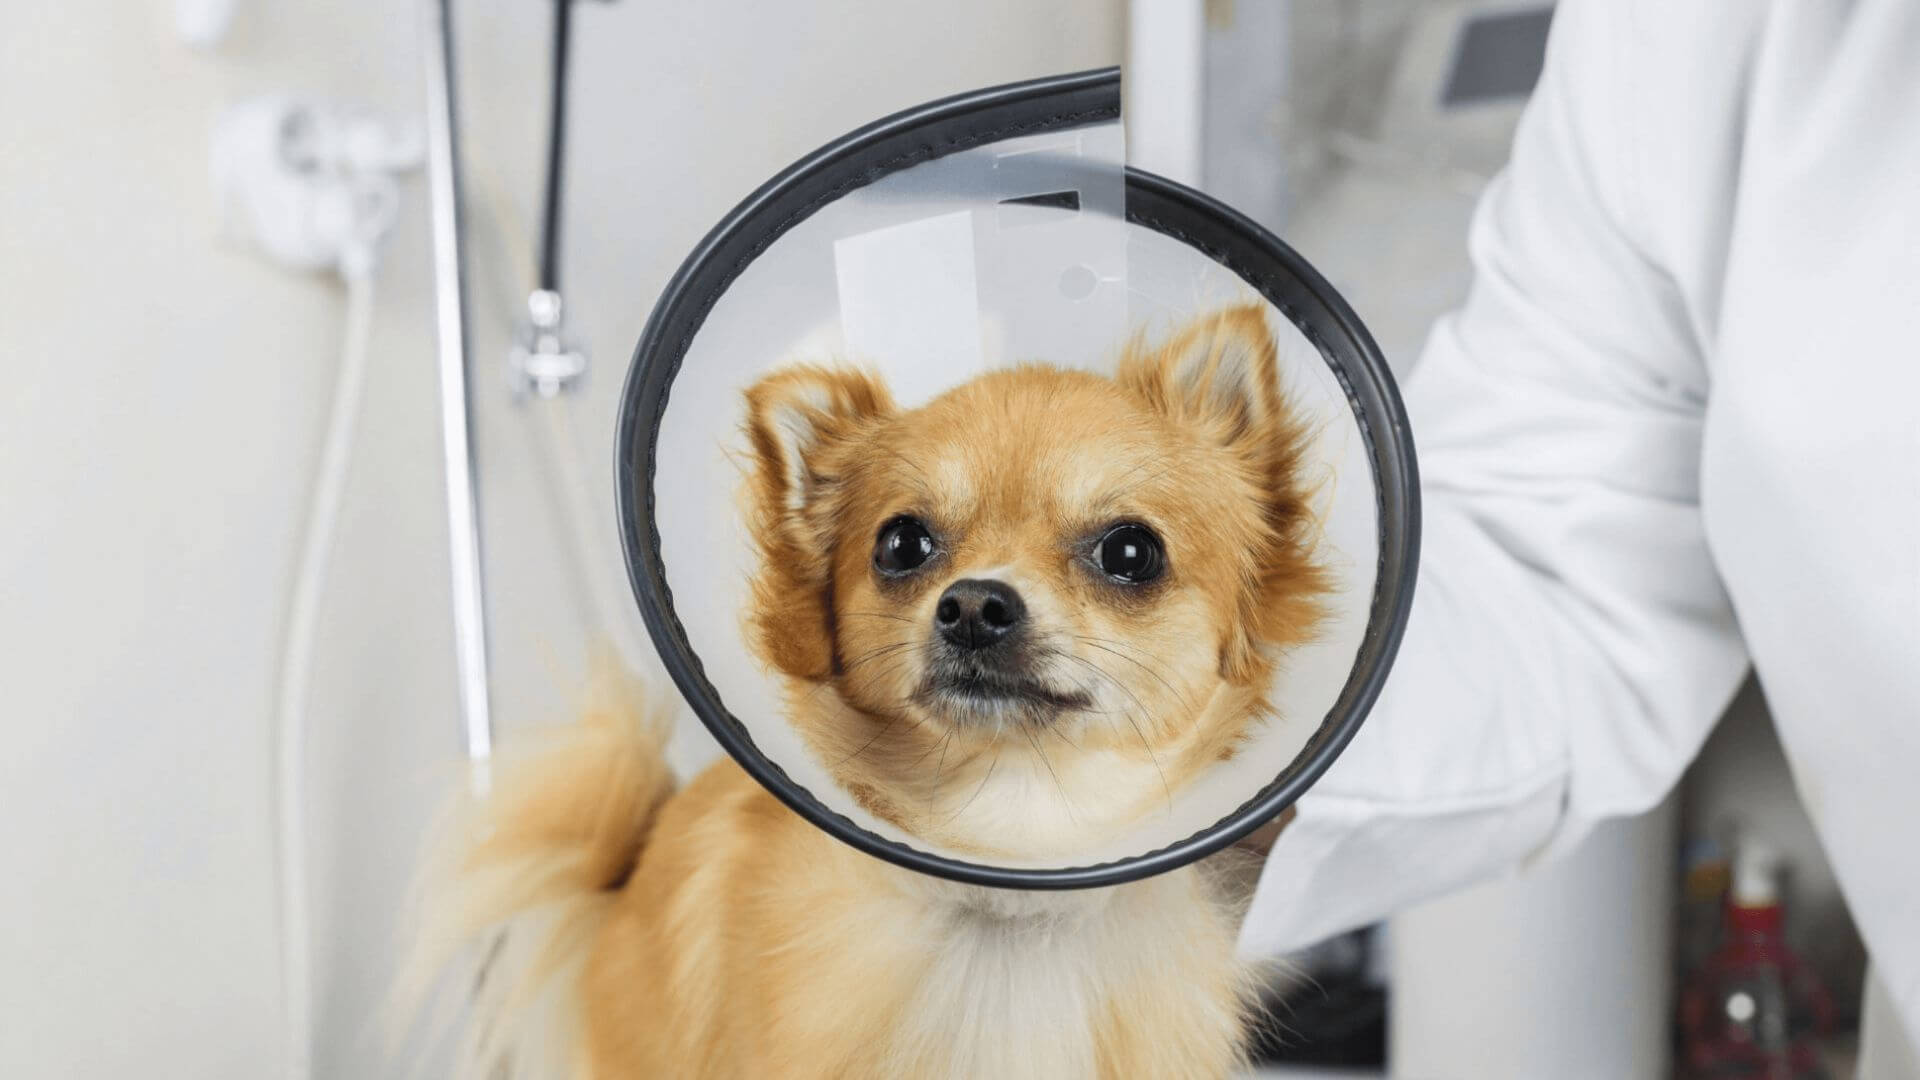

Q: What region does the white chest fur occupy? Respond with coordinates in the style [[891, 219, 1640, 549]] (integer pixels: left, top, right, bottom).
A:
[[878, 871, 1237, 1079]]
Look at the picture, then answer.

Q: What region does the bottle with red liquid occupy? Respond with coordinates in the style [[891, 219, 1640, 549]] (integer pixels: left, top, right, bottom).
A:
[[1680, 842, 1834, 1079]]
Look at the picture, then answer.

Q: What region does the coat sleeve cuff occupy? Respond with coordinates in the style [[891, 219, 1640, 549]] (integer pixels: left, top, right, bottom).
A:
[[1235, 775, 1567, 959]]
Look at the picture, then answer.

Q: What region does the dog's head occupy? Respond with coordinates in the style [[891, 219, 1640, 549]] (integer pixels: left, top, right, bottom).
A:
[[741, 305, 1326, 858]]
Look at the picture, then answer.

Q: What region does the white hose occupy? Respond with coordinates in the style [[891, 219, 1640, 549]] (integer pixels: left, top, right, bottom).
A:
[[273, 268, 378, 1080]]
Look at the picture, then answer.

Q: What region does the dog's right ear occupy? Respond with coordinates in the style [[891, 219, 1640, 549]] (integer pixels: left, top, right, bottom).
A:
[[742, 365, 895, 680]]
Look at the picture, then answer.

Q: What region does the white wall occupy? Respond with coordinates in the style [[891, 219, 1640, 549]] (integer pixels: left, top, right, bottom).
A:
[[0, 4, 1120, 1077]]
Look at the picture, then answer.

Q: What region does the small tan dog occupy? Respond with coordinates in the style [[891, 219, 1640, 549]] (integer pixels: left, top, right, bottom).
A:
[[404, 304, 1326, 1079]]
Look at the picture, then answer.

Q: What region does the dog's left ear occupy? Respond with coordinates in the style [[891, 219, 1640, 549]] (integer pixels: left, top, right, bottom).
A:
[[1121, 304, 1325, 680], [742, 365, 895, 680], [1118, 303, 1283, 446]]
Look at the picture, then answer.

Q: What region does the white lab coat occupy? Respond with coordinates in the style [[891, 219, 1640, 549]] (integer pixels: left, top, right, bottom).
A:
[[1241, 0, 1920, 1043]]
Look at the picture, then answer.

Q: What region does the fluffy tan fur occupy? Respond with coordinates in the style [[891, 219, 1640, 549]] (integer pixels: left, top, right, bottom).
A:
[[741, 303, 1325, 859], [405, 305, 1324, 1078]]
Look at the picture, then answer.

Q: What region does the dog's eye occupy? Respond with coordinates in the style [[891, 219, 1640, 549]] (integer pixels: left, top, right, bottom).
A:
[[1095, 523, 1164, 584], [874, 516, 937, 575]]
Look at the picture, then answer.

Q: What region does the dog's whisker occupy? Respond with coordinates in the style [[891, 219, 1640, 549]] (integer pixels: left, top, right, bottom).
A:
[[1059, 652, 1152, 728], [1043, 719, 1080, 750], [802, 641, 918, 704], [838, 610, 919, 625], [1019, 724, 1077, 825], [1076, 637, 1198, 713], [1061, 653, 1173, 816], [924, 727, 957, 828], [844, 648, 921, 694], [833, 713, 901, 767], [940, 743, 1001, 827], [859, 654, 933, 736], [839, 640, 918, 672], [901, 720, 955, 770], [821, 649, 934, 767], [798, 638, 910, 699]]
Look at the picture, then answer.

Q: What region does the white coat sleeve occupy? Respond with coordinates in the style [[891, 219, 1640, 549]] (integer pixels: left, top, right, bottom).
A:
[[1239, 0, 1752, 957]]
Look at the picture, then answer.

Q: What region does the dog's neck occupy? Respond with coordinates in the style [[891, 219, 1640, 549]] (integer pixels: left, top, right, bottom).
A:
[[904, 874, 1122, 924]]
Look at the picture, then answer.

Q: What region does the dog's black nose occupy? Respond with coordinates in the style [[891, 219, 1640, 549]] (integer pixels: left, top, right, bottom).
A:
[[934, 578, 1025, 650]]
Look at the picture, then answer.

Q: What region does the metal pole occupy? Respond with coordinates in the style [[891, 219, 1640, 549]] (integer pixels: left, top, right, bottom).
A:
[[508, 0, 590, 399], [538, 0, 572, 296], [420, 0, 493, 764]]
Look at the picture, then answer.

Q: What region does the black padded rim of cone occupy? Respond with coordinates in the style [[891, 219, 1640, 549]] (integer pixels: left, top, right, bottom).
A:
[[614, 66, 1419, 889]]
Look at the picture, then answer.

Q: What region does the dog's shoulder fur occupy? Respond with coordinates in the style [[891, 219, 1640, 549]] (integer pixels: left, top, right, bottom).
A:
[[407, 685, 1255, 1080]]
